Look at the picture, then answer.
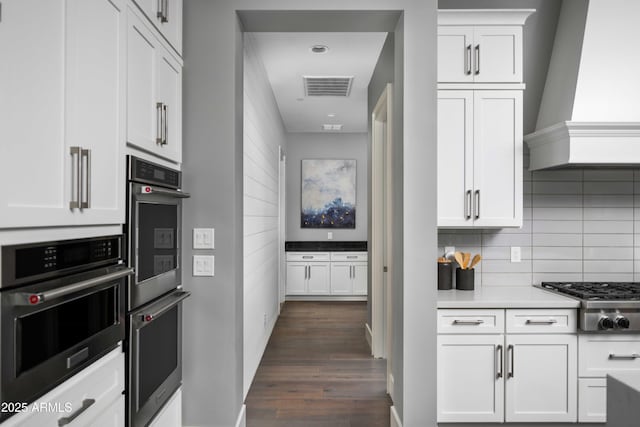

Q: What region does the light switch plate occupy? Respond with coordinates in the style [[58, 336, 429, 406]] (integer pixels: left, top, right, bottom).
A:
[[511, 246, 521, 263], [193, 255, 215, 276], [193, 228, 214, 249], [327, 232, 333, 240]]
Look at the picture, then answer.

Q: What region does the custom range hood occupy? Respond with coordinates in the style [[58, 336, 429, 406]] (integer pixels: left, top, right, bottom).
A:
[[525, 0, 640, 170]]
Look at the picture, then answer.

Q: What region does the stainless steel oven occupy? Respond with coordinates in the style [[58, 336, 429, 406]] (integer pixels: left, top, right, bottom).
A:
[[127, 289, 189, 427], [127, 156, 190, 310], [0, 235, 131, 420]]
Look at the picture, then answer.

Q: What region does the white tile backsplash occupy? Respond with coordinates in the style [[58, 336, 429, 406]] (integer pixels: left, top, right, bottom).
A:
[[438, 168, 640, 289]]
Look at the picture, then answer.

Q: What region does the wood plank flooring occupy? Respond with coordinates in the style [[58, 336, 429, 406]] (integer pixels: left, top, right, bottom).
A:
[[245, 301, 391, 427]]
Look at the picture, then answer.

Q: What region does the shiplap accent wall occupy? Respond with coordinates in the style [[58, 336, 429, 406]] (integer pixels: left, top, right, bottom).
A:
[[439, 161, 640, 288], [243, 34, 285, 397]]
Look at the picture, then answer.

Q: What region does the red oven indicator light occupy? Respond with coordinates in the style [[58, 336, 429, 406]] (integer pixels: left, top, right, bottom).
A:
[[29, 295, 40, 305], [143, 186, 152, 193], [144, 314, 153, 322]]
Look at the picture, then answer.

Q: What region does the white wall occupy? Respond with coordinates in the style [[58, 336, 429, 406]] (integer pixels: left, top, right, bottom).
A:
[[242, 34, 286, 398], [285, 132, 368, 242]]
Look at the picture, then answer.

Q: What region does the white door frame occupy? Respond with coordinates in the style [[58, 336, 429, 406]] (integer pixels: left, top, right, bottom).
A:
[[278, 146, 286, 309], [371, 84, 393, 394]]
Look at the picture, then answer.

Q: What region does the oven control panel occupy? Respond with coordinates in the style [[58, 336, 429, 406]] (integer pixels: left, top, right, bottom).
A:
[[129, 156, 180, 189]]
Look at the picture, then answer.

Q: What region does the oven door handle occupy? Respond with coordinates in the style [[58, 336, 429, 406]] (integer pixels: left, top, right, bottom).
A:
[[22, 267, 134, 306], [140, 185, 191, 198], [141, 290, 190, 323]]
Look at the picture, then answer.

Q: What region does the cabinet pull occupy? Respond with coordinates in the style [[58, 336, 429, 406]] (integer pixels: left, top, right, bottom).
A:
[[157, 0, 168, 22], [163, 104, 168, 145], [465, 190, 472, 220], [525, 319, 557, 325], [609, 353, 640, 360], [475, 44, 480, 75], [57, 398, 96, 426], [80, 148, 91, 209], [308, 266, 311, 279], [452, 319, 484, 325], [304, 265, 308, 280], [69, 147, 81, 209], [302, 256, 313, 259], [496, 345, 503, 379], [346, 255, 357, 259], [474, 190, 480, 219], [507, 344, 514, 378], [156, 102, 164, 145], [465, 44, 472, 75]]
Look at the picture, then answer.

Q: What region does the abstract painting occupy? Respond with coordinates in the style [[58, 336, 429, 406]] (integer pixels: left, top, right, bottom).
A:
[[301, 159, 356, 228]]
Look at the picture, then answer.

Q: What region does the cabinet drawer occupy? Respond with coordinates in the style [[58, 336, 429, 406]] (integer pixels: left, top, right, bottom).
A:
[[286, 252, 330, 262], [579, 334, 640, 378], [506, 309, 577, 334], [330, 252, 368, 262], [578, 378, 606, 423], [438, 309, 504, 334]]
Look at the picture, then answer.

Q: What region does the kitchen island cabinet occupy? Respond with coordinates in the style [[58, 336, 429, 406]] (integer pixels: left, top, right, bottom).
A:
[[0, 0, 126, 228]]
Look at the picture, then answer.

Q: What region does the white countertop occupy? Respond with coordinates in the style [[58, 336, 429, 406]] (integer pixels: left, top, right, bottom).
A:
[[438, 286, 580, 309]]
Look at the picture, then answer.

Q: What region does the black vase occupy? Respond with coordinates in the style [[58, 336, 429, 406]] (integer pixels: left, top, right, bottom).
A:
[[438, 263, 452, 290], [456, 268, 475, 290]]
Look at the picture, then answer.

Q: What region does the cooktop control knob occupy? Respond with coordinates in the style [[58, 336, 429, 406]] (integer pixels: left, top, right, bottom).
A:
[[599, 316, 614, 330], [615, 316, 630, 329]]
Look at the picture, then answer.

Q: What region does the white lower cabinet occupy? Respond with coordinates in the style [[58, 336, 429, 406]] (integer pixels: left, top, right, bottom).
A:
[[149, 388, 182, 427], [2, 346, 124, 427], [437, 309, 578, 423], [286, 252, 367, 296], [577, 334, 640, 423]]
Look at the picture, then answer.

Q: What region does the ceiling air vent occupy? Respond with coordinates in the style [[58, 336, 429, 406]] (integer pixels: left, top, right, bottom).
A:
[[303, 76, 354, 97]]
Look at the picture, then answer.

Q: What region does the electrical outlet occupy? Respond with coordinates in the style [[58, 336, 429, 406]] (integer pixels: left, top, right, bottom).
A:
[[193, 228, 215, 249], [444, 246, 455, 257], [511, 246, 522, 263], [327, 232, 333, 240], [193, 255, 215, 276]]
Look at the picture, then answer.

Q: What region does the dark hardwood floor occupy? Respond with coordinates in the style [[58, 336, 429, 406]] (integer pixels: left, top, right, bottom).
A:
[[245, 301, 391, 427]]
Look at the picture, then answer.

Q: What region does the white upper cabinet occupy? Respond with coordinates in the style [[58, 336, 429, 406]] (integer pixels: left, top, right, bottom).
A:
[[437, 10, 533, 84], [0, 0, 125, 228], [437, 90, 523, 228], [127, 5, 182, 164], [132, 0, 182, 55]]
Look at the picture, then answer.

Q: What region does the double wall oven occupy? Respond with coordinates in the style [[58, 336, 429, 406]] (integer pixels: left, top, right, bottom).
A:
[[126, 156, 190, 427], [0, 235, 131, 421]]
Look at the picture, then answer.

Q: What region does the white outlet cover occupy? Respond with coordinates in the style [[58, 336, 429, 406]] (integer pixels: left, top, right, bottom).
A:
[[193, 228, 215, 249], [193, 255, 215, 276], [327, 232, 333, 240], [510, 246, 522, 263]]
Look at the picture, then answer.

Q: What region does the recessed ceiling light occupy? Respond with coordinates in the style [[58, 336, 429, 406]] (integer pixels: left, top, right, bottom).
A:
[[296, 98, 304, 102], [322, 124, 343, 131], [327, 113, 336, 118], [310, 45, 329, 54]]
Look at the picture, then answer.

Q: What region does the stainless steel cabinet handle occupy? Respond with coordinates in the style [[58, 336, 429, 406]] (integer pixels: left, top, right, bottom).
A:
[[308, 266, 311, 279], [69, 147, 81, 209], [156, 102, 163, 145], [496, 345, 503, 379], [452, 319, 484, 325], [302, 255, 313, 259], [465, 44, 472, 75], [22, 267, 133, 306], [475, 44, 480, 75], [465, 190, 472, 220], [304, 265, 307, 280], [162, 0, 169, 22], [58, 398, 95, 426], [346, 255, 357, 259], [474, 190, 480, 219], [163, 104, 168, 145], [609, 353, 640, 360], [157, 0, 168, 22], [507, 344, 514, 378], [80, 148, 91, 209], [525, 319, 558, 325]]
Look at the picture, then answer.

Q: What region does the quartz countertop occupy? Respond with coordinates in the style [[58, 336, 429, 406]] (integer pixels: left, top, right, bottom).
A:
[[437, 286, 580, 309]]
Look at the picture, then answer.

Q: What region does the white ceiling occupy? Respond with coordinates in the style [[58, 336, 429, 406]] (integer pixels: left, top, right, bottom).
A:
[[250, 32, 388, 133]]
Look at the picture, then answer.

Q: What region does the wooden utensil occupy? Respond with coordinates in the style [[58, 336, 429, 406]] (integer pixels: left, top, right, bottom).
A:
[[454, 251, 465, 268], [469, 254, 482, 269], [463, 252, 471, 269]]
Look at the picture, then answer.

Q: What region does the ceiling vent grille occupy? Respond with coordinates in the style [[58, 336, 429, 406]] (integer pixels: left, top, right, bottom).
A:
[[303, 76, 354, 97]]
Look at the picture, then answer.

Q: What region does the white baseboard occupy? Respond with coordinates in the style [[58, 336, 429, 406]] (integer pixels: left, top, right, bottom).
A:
[[390, 405, 402, 427], [365, 323, 373, 351], [235, 404, 246, 427], [285, 295, 367, 301], [388, 373, 395, 399]]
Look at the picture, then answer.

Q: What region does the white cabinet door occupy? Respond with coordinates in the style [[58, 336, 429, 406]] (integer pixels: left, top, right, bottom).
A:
[[505, 334, 577, 422], [474, 26, 523, 83], [579, 378, 607, 423], [132, 0, 182, 55], [66, 0, 126, 225], [330, 263, 352, 295], [437, 26, 474, 83], [127, 6, 182, 164], [286, 262, 307, 295], [149, 388, 181, 427], [472, 90, 522, 227], [352, 263, 368, 295], [0, 0, 124, 228], [437, 334, 504, 423], [83, 395, 125, 427], [307, 263, 330, 295], [437, 91, 473, 227]]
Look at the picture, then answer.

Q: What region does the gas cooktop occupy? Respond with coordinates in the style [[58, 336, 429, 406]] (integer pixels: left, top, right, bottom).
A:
[[540, 282, 640, 301]]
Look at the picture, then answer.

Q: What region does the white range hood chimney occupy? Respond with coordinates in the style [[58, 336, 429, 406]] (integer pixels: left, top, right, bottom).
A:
[[525, 0, 640, 170]]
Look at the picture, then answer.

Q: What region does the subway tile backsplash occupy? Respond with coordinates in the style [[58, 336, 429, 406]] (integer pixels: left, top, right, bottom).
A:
[[438, 168, 640, 288]]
